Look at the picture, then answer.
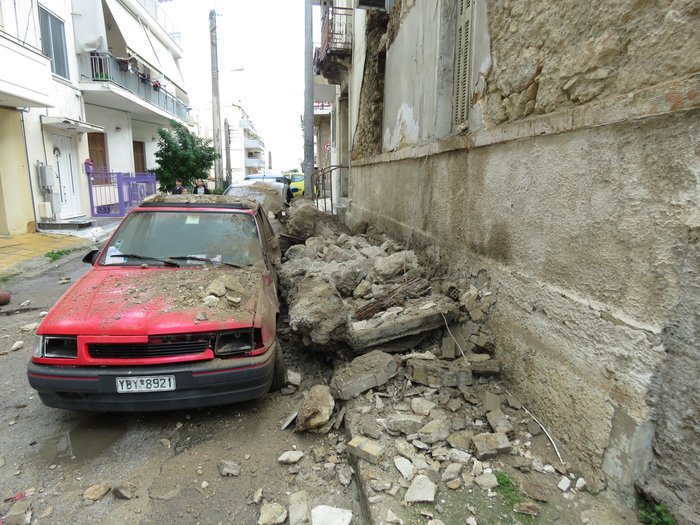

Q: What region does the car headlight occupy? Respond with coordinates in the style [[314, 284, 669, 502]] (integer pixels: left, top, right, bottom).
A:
[[35, 336, 78, 359], [214, 329, 262, 357]]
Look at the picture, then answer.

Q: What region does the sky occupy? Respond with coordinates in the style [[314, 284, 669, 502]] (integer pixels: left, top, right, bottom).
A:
[[163, 0, 315, 173]]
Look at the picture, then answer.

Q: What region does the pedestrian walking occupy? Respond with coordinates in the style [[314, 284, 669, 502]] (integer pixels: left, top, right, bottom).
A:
[[172, 178, 184, 194]]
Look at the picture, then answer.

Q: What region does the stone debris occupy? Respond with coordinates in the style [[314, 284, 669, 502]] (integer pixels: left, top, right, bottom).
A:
[[347, 435, 384, 464], [310, 505, 353, 525], [386, 509, 404, 524], [112, 482, 138, 500], [5, 499, 32, 525], [218, 460, 241, 476], [20, 322, 39, 332], [514, 501, 541, 516], [393, 456, 416, 480], [289, 490, 311, 525], [278, 451, 304, 464], [253, 488, 264, 504], [486, 409, 515, 439], [10, 341, 24, 352], [296, 385, 335, 432], [330, 350, 400, 400], [471, 432, 511, 460], [286, 370, 302, 386], [258, 502, 287, 525], [404, 475, 436, 503], [83, 482, 110, 501], [576, 477, 587, 491], [558, 476, 572, 492], [475, 472, 499, 490]]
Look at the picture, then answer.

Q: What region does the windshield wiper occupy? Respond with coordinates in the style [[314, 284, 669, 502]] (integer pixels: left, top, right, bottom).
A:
[[118, 253, 180, 267], [168, 256, 244, 268]]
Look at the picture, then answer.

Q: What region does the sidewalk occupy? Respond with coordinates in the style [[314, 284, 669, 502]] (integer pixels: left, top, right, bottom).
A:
[[0, 220, 119, 280]]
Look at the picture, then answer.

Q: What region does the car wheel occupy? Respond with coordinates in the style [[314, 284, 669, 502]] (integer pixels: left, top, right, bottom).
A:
[[269, 342, 287, 392]]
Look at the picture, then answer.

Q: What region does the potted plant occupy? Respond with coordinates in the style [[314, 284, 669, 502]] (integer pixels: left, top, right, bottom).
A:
[[139, 71, 150, 84], [118, 58, 129, 72], [152, 80, 161, 91]]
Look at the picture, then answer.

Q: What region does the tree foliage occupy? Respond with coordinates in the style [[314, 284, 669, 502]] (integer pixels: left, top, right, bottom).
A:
[[153, 121, 219, 192]]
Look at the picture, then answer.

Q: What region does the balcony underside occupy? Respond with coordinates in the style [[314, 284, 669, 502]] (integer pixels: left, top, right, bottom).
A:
[[80, 82, 184, 125]]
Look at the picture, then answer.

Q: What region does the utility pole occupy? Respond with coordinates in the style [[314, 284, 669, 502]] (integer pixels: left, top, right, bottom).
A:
[[210, 10, 223, 190], [224, 118, 231, 184], [303, 0, 313, 197], [268, 151, 272, 171]]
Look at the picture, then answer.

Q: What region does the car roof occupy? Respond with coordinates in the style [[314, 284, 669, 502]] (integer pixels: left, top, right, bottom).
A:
[[139, 193, 261, 212]]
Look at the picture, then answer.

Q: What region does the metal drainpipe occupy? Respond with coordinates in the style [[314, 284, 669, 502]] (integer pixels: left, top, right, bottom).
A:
[[19, 109, 40, 231]]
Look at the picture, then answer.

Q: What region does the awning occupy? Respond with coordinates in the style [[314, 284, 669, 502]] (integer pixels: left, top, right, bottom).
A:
[[41, 116, 104, 134], [146, 27, 186, 90], [103, 0, 160, 71]]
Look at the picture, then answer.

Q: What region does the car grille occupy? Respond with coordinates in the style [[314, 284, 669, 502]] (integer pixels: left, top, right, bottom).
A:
[[88, 334, 213, 359]]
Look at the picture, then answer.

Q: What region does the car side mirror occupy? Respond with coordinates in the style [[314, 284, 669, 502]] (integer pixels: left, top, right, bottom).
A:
[[291, 187, 299, 192], [82, 249, 99, 264]]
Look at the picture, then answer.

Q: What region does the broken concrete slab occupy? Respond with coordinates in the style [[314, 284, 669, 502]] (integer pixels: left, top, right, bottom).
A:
[[330, 350, 400, 400], [482, 392, 502, 414], [411, 398, 436, 416], [471, 359, 501, 376], [347, 295, 458, 350], [258, 502, 287, 525], [393, 456, 416, 480], [288, 276, 348, 345], [471, 432, 511, 460], [447, 430, 474, 452], [296, 385, 335, 432]]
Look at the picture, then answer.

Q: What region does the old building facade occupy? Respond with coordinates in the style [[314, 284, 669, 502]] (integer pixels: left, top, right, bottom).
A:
[[316, 1, 699, 521]]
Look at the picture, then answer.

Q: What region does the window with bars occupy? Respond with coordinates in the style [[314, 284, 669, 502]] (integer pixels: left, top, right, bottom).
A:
[[452, 0, 474, 127], [39, 6, 69, 79]]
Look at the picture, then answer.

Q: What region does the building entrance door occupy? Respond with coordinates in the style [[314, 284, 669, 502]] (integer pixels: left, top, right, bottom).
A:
[[50, 133, 81, 218]]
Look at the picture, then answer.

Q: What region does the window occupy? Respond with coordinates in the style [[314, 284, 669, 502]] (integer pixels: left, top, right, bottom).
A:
[[453, 0, 474, 127], [39, 6, 69, 79]]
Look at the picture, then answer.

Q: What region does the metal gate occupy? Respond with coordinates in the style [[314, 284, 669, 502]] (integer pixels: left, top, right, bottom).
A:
[[87, 172, 157, 217]]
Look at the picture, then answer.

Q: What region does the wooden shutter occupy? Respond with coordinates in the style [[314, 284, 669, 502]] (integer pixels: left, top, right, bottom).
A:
[[453, 0, 473, 127]]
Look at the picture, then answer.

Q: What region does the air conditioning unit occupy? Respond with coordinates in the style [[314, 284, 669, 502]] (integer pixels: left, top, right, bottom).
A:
[[355, 0, 393, 10]]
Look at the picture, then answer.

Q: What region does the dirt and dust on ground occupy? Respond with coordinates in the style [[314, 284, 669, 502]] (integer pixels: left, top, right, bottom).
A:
[[269, 202, 642, 525]]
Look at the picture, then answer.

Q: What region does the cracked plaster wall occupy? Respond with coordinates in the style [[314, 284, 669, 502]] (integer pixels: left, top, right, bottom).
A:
[[346, 111, 699, 500]]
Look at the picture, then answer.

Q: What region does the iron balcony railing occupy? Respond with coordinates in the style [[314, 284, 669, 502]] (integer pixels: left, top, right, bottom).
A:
[[319, 6, 353, 63], [78, 53, 188, 120]]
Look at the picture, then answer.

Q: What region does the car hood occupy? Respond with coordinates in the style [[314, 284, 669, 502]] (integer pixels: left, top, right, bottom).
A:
[[40, 266, 263, 336]]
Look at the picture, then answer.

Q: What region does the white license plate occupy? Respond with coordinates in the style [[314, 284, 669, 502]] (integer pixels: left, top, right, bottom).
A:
[[116, 375, 176, 393]]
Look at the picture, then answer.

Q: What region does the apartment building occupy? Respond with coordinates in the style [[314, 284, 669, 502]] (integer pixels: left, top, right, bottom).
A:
[[0, 0, 188, 234]]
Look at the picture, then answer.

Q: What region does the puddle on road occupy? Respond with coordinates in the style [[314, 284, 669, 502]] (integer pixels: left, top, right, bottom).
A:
[[37, 417, 126, 464]]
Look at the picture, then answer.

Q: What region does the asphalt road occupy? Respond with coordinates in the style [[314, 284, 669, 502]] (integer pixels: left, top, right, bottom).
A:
[[0, 253, 364, 524]]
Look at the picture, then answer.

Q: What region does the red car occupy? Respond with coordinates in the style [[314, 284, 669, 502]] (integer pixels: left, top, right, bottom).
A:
[[28, 195, 285, 411]]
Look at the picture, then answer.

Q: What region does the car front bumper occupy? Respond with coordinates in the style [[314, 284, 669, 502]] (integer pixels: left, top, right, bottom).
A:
[[27, 348, 277, 412]]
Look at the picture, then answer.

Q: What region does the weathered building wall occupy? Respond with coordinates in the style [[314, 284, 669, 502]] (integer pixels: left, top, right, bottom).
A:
[[343, 0, 700, 517]]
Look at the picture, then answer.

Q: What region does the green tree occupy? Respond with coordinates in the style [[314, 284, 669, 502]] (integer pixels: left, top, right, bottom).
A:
[[153, 121, 219, 192]]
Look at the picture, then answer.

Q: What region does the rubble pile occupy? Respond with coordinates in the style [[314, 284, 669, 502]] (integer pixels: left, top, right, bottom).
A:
[[278, 348, 588, 524], [278, 224, 498, 354]]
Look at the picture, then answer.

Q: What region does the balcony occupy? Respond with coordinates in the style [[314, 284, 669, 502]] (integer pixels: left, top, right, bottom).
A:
[[315, 6, 353, 84], [245, 157, 265, 169], [78, 53, 188, 123], [0, 30, 52, 107], [244, 137, 265, 151]]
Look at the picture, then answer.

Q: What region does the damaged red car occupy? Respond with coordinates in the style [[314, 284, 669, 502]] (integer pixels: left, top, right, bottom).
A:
[[27, 195, 285, 411]]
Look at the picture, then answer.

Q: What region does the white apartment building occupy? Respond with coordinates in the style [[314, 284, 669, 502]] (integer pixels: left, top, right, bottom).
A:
[[0, 0, 188, 234]]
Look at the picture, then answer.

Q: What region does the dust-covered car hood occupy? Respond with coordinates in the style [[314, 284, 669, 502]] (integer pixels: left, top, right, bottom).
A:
[[39, 265, 263, 336]]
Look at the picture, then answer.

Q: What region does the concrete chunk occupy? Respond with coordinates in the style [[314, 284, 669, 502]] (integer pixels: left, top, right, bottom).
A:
[[386, 414, 425, 435], [289, 490, 311, 525], [471, 360, 501, 376], [471, 432, 511, 460], [330, 351, 399, 400], [311, 505, 352, 525], [403, 475, 436, 503], [347, 435, 384, 464], [417, 418, 451, 444], [407, 358, 472, 388], [486, 410, 515, 439]]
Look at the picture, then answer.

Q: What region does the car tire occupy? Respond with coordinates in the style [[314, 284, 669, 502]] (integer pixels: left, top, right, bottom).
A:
[[269, 342, 287, 392]]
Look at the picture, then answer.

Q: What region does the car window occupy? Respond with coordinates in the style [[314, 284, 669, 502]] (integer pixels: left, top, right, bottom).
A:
[[291, 175, 304, 182], [99, 210, 263, 267]]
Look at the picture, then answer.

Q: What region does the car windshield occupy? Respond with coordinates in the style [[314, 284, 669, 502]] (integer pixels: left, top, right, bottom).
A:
[[99, 210, 262, 267], [291, 174, 303, 182]]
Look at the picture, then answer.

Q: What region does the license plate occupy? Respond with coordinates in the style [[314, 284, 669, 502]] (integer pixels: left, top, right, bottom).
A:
[[116, 375, 176, 393]]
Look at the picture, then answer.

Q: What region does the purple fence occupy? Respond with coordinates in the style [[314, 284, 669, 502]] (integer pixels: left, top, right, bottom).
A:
[[87, 172, 157, 217]]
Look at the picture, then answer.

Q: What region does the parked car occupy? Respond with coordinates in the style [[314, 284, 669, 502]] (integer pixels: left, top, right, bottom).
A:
[[27, 194, 285, 412], [243, 173, 293, 202], [288, 173, 305, 196]]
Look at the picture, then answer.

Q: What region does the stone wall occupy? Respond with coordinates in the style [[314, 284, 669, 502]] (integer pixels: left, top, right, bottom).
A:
[[481, 0, 700, 126]]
